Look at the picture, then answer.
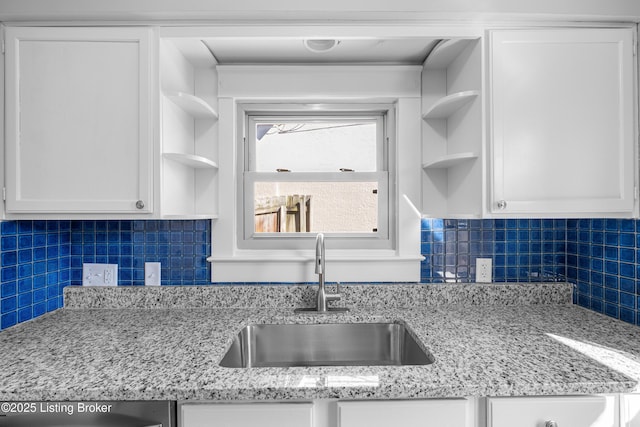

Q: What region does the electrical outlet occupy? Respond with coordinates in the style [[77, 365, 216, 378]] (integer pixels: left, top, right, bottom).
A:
[[475, 258, 492, 283], [83, 263, 118, 286], [145, 262, 161, 286]]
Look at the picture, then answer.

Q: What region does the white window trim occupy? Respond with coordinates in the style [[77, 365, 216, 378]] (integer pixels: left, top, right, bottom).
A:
[[209, 65, 424, 283], [239, 103, 393, 250]]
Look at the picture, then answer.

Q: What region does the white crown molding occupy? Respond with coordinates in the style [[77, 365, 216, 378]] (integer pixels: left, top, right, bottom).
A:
[[1, 0, 639, 24]]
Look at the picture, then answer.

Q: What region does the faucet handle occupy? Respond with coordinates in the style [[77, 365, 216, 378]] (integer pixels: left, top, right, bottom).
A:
[[326, 282, 342, 302], [326, 293, 340, 303]]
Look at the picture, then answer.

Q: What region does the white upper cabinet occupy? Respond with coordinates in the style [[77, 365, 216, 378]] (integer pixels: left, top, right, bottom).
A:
[[489, 28, 636, 217], [5, 27, 154, 216]]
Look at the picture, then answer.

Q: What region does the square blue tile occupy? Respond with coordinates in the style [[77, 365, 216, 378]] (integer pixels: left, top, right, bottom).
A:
[[18, 249, 32, 264], [1, 311, 17, 330], [33, 234, 46, 247], [620, 308, 635, 325], [33, 302, 46, 317], [620, 248, 635, 263], [620, 292, 635, 309], [605, 303, 619, 318], [17, 307, 32, 323], [620, 277, 635, 294], [18, 278, 32, 294], [591, 298, 604, 313], [620, 233, 635, 248], [1, 296, 17, 312]]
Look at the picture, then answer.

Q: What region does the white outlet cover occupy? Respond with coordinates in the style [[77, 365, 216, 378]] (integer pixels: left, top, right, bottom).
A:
[[82, 263, 118, 286], [475, 258, 492, 283], [145, 262, 161, 286]]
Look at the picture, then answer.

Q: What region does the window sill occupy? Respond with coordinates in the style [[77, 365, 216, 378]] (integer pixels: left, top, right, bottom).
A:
[[207, 252, 424, 283]]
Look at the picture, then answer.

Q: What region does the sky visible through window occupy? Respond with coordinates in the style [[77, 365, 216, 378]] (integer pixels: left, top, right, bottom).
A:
[[255, 121, 377, 172], [253, 120, 380, 233]]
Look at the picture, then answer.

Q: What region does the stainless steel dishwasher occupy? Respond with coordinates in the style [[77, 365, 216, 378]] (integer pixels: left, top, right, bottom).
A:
[[0, 401, 175, 426]]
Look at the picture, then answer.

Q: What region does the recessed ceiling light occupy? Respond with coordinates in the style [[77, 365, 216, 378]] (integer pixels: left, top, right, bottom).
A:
[[303, 39, 340, 53]]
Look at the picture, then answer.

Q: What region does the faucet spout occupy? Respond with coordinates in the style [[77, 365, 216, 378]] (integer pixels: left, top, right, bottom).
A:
[[314, 233, 347, 313], [294, 233, 348, 314], [315, 233, 325, 275], [315, 233, 329, 311]]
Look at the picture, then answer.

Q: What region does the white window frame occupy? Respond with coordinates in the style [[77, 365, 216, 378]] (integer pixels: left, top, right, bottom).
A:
[[210, 65, 423, 283], [238, 103, 395, 250]]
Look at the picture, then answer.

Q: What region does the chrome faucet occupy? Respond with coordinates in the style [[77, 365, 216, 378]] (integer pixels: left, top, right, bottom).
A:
[[315, 233, 339, 312], [295, 233, 348, 313]]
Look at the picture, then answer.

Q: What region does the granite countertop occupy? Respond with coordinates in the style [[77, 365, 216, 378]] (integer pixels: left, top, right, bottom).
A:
[[1, 283, 639, 401]]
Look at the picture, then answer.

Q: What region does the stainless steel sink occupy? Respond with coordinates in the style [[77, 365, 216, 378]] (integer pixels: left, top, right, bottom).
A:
[[219, 322, 434, 368]]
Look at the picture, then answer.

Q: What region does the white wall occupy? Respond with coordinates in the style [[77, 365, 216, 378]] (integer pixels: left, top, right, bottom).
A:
[[1, 0, 639, 22]]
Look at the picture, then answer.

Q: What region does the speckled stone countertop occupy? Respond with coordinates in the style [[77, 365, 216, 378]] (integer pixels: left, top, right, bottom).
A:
[[1, 283, 639, 401]]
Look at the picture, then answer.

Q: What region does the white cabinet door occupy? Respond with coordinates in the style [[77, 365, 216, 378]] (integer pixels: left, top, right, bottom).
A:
[[622, 394, 640, 427], [338, 399, 472, 427], [488, 396, 619, 427], [489, 28, 635, 216], [180, 402, 313, 427], [5, 27, 153, 214]]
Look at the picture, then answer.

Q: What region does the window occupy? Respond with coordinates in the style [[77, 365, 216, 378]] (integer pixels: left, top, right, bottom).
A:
[[238, 103, 395, 250], [212, 64, 423, 283]]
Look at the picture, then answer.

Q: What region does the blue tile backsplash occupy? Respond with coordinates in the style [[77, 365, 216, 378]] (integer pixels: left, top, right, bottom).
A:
[[68, 220, 210, 286], [1, 217, 640, 330], [420, 219, 567, 283], [0, 220, 71, 330], [1, 220, 211, 330], [566, 219, 639, 326]]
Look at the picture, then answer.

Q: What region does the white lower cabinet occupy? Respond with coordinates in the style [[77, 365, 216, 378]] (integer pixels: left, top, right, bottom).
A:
[[622, 394, 640, 427], [338, 399, 472, 427], [487, 395, 619, 427], [180, 399, 473, 427], [180, 402, 314, 427], [180, 395, 635, 427]]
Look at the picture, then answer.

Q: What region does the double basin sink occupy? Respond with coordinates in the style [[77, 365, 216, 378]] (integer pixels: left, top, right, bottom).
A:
[[219, 322, 434, 368]]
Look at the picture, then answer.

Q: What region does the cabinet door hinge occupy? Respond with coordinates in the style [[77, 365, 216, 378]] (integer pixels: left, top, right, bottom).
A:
[[2, 188, 5, 202], [635, 186, 639, 201]]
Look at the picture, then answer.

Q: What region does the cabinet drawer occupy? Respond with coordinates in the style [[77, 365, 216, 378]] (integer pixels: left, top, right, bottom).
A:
[[338, 399, 471, 427], [181, 402, 313, 427], [488, 395, 618, 427]]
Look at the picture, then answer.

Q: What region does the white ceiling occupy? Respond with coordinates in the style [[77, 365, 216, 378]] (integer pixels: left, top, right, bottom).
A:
[[202, 38, 440, 65]]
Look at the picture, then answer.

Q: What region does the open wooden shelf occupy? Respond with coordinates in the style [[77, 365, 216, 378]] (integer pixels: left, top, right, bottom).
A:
[[422, 152, 478, 169], [166, 92, 219, 120], [163, 153, 219, 169], [422, 90, 479, 120]]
